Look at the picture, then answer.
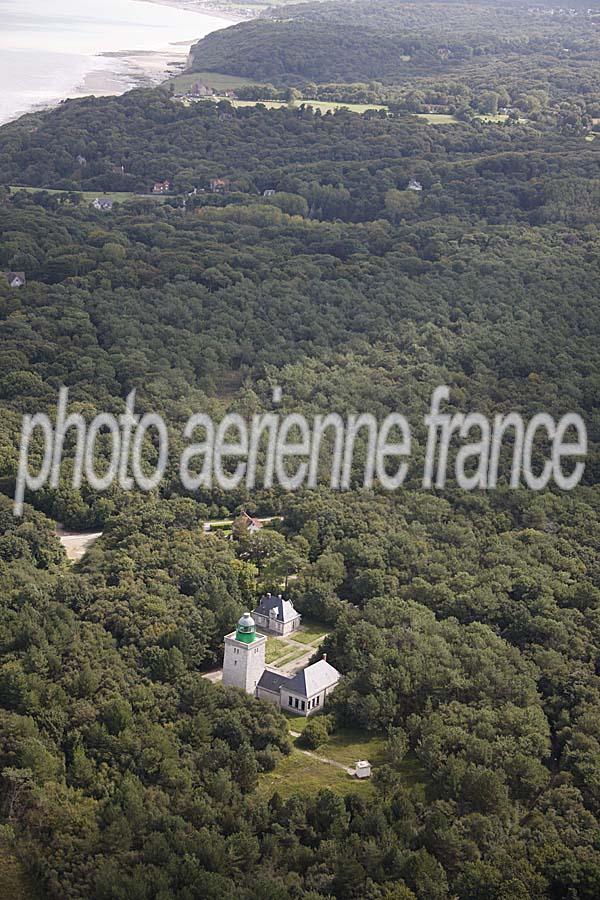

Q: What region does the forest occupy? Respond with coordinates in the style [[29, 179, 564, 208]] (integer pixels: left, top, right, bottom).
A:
[[0, 0, 599, 897]]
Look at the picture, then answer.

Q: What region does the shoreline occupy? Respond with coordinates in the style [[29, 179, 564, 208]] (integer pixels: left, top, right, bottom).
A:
[[0, 1, 242, 126], [87, 1, 244, 100], [137, 0, 249, 23]]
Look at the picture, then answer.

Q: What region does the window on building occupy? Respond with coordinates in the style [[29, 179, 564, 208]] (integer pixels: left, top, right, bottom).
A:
[[295, 698, 299, 709], [301, 701, 305, 711], [316, 695, 320, 705], [288, 696, 293, 706]]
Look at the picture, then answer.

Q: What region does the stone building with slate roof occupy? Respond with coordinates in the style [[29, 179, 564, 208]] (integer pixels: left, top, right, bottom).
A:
[[223, 612, 340, 716], [253, 593, 301, 636]]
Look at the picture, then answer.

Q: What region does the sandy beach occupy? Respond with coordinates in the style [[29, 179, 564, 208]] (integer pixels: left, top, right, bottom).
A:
[[0, 0, 240, 125], [85, 1, 245, 103], [139, 0, 247, 23], [89, 0, 247, 96]]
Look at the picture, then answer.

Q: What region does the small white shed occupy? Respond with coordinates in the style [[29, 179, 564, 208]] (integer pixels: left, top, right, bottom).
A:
[[355, 760, 372, 779]]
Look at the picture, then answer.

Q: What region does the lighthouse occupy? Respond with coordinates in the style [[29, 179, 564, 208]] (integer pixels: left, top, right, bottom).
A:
[[222, 612, 267, 694]]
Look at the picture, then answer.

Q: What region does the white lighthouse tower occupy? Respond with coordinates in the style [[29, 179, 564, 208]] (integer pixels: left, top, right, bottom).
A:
[[222, 612, 266, 695]]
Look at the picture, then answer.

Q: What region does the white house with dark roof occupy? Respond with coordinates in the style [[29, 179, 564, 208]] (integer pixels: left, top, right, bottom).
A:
[[223, 612, 340, 716], [275, 658, 341, 715], [93, 198, 113, 212], [253, 593, 301, 636], [6, 271, 26, 288]]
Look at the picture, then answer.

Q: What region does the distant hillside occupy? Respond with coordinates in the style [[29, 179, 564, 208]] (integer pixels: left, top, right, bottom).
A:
[[188, 0, 599, 83]]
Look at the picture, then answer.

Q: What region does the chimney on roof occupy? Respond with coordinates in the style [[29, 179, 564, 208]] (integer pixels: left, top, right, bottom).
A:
[[267, 592, 271, 597], [322, 653, 327, 662], [278, 594, 282, 599]]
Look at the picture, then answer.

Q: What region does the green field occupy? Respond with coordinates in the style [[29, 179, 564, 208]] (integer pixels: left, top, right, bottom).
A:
[[9, 186, 164, 203], [277, 646, 311, 666], [290, 620, 329, 645], [416, 112, 517, 126], [175, 93, 388, 115], [283, 710, 313, 732], [265, 637, 290, 664], [475, 113, 509, 123], [256, 750, 375, 800], [229, 98, 388, 114], [315, 728, 388, 767], [257, 727, 427, 801], [265, 638, 309, 666]]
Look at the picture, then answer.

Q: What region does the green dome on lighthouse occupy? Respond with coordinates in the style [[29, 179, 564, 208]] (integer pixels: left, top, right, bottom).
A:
[[236, 612, 257, 644]]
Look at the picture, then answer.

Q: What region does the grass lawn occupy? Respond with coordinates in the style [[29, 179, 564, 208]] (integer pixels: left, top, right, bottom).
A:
[[283, 710, 313, 733], [265, 638, 290, 664], [296, 100, 387, 114], [317, 728, 388, 767], [9, 186, 164, 203], [173, 93, 387, 116], [290, 619, 329, 645], [276, 646, 310, 667], [256, 750, 375, 800], [227, 98, 387, 115], [475, 113, 509, 123], [298, 726, 427, 789]]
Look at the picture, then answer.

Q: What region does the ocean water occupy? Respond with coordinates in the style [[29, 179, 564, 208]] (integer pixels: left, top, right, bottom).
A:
[[0, 0, 231, 124]]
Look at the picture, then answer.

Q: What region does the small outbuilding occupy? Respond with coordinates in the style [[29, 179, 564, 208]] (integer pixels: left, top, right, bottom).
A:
[[355, 760, 372, 779]]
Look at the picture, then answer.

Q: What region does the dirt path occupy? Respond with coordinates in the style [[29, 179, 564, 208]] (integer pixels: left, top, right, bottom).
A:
[[201, 669, 224, 684], [56, 526, 102, 562], [288, 731, 356, 776]]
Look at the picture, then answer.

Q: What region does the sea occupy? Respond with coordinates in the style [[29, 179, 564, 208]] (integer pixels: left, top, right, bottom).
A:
[[0, 0, 231, 124]]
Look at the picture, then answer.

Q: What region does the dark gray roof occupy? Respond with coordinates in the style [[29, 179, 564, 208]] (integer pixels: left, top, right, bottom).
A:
[[257, 669, 291, 694], [254, 594, 300, 624], [286, 660, 341, 698]]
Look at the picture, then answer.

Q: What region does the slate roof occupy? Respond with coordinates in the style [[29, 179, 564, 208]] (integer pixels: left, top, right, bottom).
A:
[[7, 271, 26, 284], [257, 669, 291, 694], [285, 660, 341, 698], [254, 594, 300, 624]]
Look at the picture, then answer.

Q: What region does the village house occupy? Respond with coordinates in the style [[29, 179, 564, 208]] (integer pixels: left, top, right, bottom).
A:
[[263, 189, 277, 197], [407, 178, 423, 191], [253, 593, 302, 635], [76, 154, 87, 167], [92, 198, 113, 212], [5, 271, 26, 288], [152, 180, 172, 194], [209, 177, 231, 194], [239, 511, 264, 533], [191, 82, 215, 98], [222, 612, 341, 716]]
